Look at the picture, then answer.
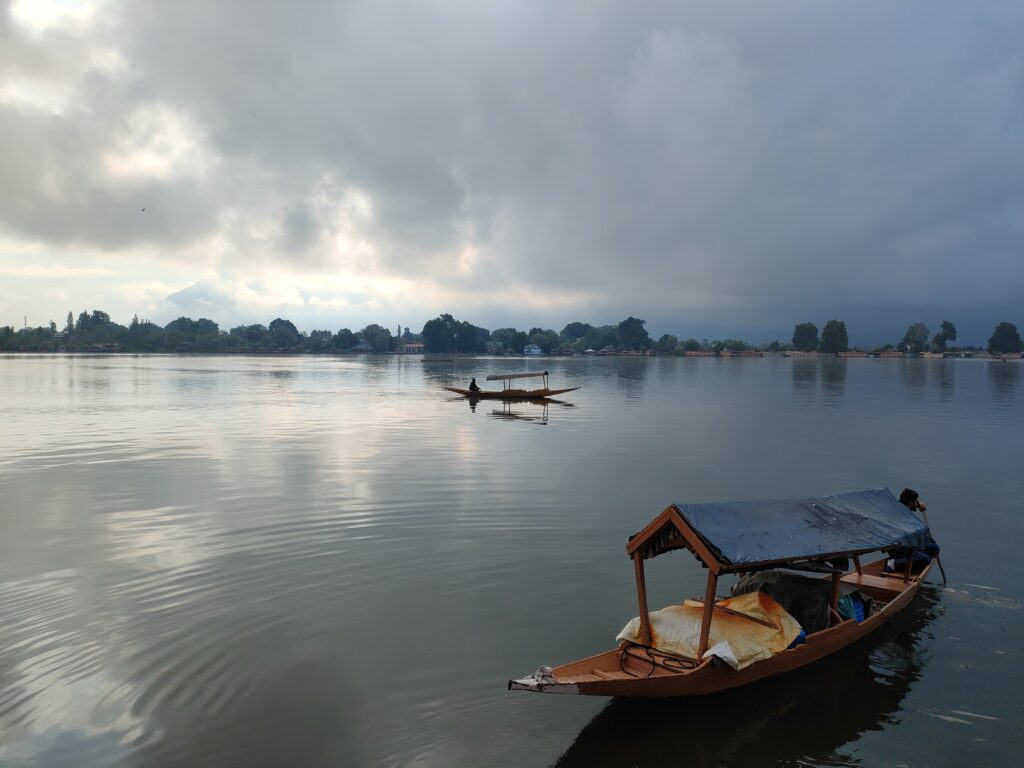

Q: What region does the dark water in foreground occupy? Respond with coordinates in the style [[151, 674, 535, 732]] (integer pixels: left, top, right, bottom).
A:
[[1, 354, 1022, 767]]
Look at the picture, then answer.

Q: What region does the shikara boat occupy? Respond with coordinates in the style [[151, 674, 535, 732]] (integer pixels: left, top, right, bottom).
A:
[[445, 370, 578, 399], [509, 488, 942, 698]]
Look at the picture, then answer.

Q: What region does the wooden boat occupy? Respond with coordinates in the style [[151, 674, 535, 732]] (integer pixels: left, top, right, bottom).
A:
[[509, 488, 942, 698], [445, 370, 578, 399]]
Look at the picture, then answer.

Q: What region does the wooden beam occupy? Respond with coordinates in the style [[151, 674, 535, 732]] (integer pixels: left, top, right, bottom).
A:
[[697, 571, 719, 658], [689, 601, 778, 630], [853, 555, 862, 575], [667, 508, 722, 575], [903, 549, 914, 583], [830, 571, 841, 624], [632, 552, 652, 646]]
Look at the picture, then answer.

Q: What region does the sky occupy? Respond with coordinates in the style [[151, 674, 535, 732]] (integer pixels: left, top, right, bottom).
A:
[[1, 0, 1022, 346]]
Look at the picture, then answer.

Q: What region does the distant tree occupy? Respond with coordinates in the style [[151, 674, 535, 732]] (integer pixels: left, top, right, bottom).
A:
[[422, 314, 459, 353], [491, 327, 528, 354], [988, 322, 1022, 354], [792, 323, 819, 351], [469, 324, 491, 353], [656, 334, 679, 355], [526, 328, 558, 354], [332, 328, 359, 350], [307, 330, 333, 352], [931, 320, 957, 352], [682, 338, 701, 351], [900, 322, 930, 354], [584, 325, 617, 351], [75, 310, 110, 333], [65, 311, 74, 334], [360, 324, 394, 352], [560, 322, 593, 340], [819, 320, 849, 353], [617, 317, 651, 350], [723, 338, 750, 352]]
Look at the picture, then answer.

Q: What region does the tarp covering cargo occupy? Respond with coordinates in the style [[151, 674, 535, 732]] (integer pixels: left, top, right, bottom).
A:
[[732, 570, 833, 633], [616, 591, 802, 670], [671, 488, 932, 567]]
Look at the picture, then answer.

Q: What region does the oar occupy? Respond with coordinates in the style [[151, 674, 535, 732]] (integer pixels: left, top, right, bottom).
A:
[[919, 505, 948, 585]]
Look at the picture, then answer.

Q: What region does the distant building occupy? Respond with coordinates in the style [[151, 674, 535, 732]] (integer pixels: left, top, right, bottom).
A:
[[402, 342, 425, 353], [523, 343, 543, 355]]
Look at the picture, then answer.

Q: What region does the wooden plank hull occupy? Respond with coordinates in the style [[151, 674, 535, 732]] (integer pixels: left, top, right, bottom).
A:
[[445, 386, 578, 399], [509, 560, 932, 698]]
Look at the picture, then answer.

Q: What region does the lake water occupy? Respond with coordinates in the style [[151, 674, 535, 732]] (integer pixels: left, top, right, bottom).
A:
[[1, 354, 1022, 767]]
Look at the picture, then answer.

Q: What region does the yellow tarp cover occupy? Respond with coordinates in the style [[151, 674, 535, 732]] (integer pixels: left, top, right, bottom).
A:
[[616, 591, 802, 670]]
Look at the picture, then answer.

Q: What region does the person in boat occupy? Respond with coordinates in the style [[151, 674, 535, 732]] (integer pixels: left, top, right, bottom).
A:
[[885, 488, 940, 573], [468, 377, 480, 392]]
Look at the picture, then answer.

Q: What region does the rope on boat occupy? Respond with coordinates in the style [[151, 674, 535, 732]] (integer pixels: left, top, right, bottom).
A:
[[619, 643, 698, 677]]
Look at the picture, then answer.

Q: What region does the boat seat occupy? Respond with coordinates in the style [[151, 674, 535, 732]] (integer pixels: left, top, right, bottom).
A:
[[840, 572, 902, 594]]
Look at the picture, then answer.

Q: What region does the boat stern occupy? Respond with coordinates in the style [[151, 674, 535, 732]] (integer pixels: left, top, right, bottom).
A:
[[507, 665, 580, 695]]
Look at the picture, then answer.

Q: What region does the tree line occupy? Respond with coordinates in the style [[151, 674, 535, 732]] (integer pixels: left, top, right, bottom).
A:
[[2, 309, 1022, 355], [783, 319, 1022, 355]]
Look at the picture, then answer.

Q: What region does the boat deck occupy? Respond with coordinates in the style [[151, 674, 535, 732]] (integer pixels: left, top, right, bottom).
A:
[[520, 557, 927, 691]]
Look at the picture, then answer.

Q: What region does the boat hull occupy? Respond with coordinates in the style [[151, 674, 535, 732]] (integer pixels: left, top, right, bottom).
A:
[[445, 386, 578, 399], [509, 561, 931, 698]]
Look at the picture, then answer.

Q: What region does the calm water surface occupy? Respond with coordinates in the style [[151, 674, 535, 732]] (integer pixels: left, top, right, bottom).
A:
[[1, 355, 1022, 767]]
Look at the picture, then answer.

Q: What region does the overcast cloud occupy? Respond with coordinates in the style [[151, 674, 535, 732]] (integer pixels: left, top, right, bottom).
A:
[[1, 0, 1022, 344]]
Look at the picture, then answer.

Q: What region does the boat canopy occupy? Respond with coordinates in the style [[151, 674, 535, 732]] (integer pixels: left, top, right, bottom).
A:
[[486, 371, 548, 381], [627, 488, 932, 572]]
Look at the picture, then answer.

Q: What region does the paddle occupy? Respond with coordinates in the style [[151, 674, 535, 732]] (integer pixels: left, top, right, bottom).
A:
[[917, 502, 948, 585]]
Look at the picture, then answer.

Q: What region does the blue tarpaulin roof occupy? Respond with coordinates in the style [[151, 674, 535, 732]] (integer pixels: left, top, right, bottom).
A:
[[672, 488, 932, 566]]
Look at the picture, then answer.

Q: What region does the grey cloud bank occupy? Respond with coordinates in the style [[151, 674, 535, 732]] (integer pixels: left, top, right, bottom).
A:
[[1, 0, 1022, 346]]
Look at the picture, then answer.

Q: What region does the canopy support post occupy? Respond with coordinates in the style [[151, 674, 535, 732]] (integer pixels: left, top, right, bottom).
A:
[[853, 555, 862, 575], [903, 549, 914, 583], [830, 571, 841, 624], [632, 553, 652, 646], [697, 571, 718, 659]]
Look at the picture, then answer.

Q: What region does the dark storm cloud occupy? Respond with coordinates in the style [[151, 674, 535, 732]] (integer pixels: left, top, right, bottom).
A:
[[2, 0, 1022, 342]]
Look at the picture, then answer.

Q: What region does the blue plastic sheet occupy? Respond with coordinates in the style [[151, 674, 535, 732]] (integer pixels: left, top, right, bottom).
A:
[[673, 488, 932, 567]]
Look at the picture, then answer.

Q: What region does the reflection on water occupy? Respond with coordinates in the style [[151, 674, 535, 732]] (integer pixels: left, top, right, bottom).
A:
[[1, 355, 1022, 767], [791, 359, 818, 396], [464, 397, 575, 424], [988, 360, 1020, 406], [554, 589, 941, 768], [821, 359, 847, 399], [899, 357, 928, 396]]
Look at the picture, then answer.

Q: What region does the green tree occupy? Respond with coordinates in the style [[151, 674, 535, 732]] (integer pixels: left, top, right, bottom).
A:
[[616, 317, 651, 351], [988, 322, 1022, 354], [583, 325, 617, 351], [900, 322, 930, 354], [307, 330, 333, 352], [65, 311, 74, 334], [656, 334, 679, 355], [681, 338, 701, 351], [332, 328, 359, 350], [931, 320, 957, 351], [268, 318, 299, 348], [491, 327, 528, 354], [75, 310, 110, 333], [560, 322, 592, 340], [819, 320, 849, 353], [360, 324, 394, 352], [792, 323, 819, 351], [422, 313, 455, 353]]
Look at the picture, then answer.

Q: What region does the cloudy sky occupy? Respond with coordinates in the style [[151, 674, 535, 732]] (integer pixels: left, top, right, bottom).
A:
[[1, 0, 1021, 345]]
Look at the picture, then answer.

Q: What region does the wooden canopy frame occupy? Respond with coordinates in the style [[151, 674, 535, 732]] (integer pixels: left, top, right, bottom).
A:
[[486, 370, 549, 390], [624, 505, 922, 659]]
